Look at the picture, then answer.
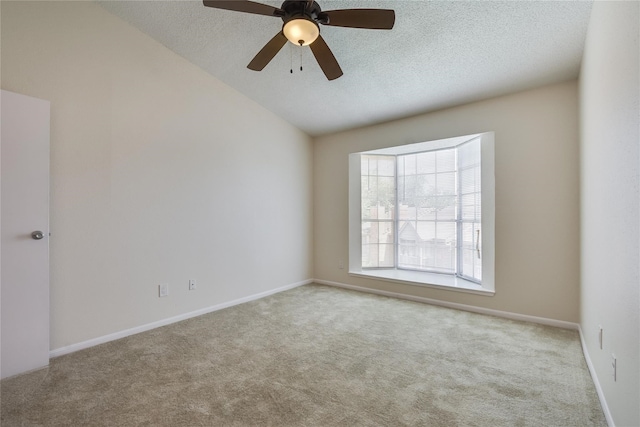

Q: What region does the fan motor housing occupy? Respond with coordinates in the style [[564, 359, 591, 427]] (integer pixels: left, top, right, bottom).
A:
[[280, 1, 327, 24]]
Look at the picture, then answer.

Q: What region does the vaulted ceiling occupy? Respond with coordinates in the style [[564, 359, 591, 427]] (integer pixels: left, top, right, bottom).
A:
[[99, 1, 593, 136]]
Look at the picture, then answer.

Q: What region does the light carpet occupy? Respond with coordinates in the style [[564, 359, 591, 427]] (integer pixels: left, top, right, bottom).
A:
[[1, 284, 606, 426]]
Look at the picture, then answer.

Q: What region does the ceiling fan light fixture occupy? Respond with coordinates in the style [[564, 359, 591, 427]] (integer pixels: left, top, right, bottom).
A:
[[283, 18, 319, 46], [203, 0, 395, 80]]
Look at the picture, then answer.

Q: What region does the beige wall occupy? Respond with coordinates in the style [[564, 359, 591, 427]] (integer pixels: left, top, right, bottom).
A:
[[1, 1, 313, 350], [580, 2, 640, 426], [314, 81, 580, 322]]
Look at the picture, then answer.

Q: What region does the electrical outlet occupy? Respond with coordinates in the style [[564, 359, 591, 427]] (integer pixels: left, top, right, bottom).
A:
[[598, 325, 603, 349], [159, 283, 169, 297], [189, 279, 196, 291], [338, 260, 344, 270], [611, 354, 617, 381]]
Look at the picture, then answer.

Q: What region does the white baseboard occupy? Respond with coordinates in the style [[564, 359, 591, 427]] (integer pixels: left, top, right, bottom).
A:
[[49, 278, 614, 427], [314, 279, 579, 330], [49, 279, 312, 358], [578, 325, 614, 427]]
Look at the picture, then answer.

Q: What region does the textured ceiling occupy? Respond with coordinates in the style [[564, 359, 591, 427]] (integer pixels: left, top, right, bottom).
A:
[[98, 0, 593, 136]]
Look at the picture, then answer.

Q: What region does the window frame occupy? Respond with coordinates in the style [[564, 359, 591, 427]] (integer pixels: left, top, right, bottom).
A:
[[394, 145, 460, 276], [348, 132, 495, 296], [455, 138, 483, 283]]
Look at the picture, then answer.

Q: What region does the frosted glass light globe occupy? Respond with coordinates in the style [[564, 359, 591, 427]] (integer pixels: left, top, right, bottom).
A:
[[283, 18, 319, 46]]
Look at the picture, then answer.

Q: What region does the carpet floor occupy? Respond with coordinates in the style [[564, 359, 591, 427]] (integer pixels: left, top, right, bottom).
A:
[[1, 284, 606, 426]]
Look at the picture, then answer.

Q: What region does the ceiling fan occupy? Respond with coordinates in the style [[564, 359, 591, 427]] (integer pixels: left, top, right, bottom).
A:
[[202, 0, 395, 80]]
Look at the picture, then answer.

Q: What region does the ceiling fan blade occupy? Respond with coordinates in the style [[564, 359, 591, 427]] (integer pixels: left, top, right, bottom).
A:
[[247, 31, 288, 71], [202, 1, 283, 17], [309, 34, 343, 81], [322, 9, 395, 29]]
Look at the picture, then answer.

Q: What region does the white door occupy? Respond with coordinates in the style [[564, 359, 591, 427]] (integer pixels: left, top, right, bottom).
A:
[[1, 90, 50, 379]]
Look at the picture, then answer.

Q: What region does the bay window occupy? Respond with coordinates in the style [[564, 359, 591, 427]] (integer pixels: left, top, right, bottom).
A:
[[349, 133, 494, 295]]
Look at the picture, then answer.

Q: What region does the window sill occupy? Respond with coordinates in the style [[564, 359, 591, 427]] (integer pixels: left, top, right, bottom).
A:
[[348, 269, 495, 296]]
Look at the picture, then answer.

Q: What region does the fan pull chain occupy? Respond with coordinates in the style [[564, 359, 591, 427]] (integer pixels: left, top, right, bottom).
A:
[[299, 42, 303, 71], [290, 43, 293, 74]]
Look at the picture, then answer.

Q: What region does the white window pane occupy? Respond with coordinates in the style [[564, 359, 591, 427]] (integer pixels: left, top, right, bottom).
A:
[[361, 177, 374, 219], [437, 172, 456, 195], [416, 221, 436, 241], [378, 157, 395, 176], [361, 156, 370, 175], [436, 149, 456, 172], [433, 222, 456, 270], [361, 176, 370, 195], [362, 155, 396, 222], [417, 203, 437, 220], [437, 200, 457, 220], [377, 177, 395, 219], [361, 247, 370, 267], [405, 175, 417, 197], [417, 151, 436, 174], [364, 221, 378, 244], [369, 157, 378, 174], [377, 207, 394, 220], [462, 223, 474, 249], [399, 221, 417, 239], [458, 138, 481, 168], [461, 194, 476, 220], [462, 249, 475, 277], [398, 221, 419, 268], [419, 242, 454, 272], [362, 180, 378, 219], [460, 167, 477, 194], [362, 244, 383, 268], [398, 220, 414, 259], [437, 222, 456, 242], [377, 176, 395, 202], [379, 244, 395, 268], [397, 176, 405, 202], [399, 204, 416, 220], [417, 174, 436, 197], [474, 261, 482, 280], [378, 221, 394, 244], [459, 221, 481, 281], [362, 220, 395, 268], [403, 154, 416, 175]]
